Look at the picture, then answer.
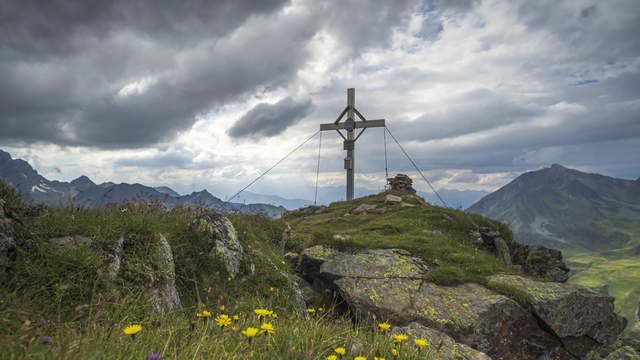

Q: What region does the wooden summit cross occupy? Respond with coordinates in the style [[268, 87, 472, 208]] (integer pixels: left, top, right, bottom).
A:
[[320, 88, 385, 201]]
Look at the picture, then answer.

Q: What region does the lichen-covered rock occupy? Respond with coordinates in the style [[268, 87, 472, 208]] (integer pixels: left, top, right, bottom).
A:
[[353, 203, 377, 214], [189, 212, 242, 278], [147, 233, 181, 312], [487, 274, 626, 351], [301, 245, 572, 360], [392, 322, 492, 360]]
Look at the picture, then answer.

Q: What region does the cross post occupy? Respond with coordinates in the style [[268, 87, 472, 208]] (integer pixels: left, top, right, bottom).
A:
[[320, 88, 385, 200]]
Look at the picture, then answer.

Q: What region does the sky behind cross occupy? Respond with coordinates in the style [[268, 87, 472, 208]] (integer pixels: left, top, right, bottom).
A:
[[1, 0, 639, 201]]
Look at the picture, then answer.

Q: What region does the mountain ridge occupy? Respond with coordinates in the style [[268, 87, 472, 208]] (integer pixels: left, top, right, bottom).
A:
[[0, 149, 286, 218]]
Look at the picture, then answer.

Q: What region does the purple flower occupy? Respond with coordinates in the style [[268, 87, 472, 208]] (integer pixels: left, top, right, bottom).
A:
[[146, 353, 162, 360], [40, 337, 52, 344]]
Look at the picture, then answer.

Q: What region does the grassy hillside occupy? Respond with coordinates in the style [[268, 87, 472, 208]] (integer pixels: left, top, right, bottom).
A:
[[0, 183, 533, 359], [282, 190, 520, 286]]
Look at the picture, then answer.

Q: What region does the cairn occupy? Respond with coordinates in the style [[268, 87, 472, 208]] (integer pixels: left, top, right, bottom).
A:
[[387, 174, 416, 193]]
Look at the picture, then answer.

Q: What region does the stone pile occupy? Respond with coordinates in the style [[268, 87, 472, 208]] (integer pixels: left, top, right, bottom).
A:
[[387, 174, 415, 193]]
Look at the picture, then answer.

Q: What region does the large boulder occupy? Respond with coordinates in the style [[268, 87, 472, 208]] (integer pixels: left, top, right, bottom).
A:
[[487, 274, 626, 357], [392, 322, 492, 360], [189, 212, 242, 278], [300, 245, 573, 360]]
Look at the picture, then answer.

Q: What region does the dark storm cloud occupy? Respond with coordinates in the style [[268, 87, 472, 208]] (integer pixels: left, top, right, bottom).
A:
[[0, 0, 419, 149], [228, 97, 314, 139]]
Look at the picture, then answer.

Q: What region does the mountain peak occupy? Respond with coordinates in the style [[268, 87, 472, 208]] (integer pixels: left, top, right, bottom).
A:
[[70, 175, 95, 186], [0, 149, 11, 162], [550, 163, 566, 170]]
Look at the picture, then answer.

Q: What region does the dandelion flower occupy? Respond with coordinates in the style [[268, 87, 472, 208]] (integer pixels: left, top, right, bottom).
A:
[[392, 334, 408, 343], [354, 357, 367, 360], [374, 357, 386, 360], [269, 287, 275, 292], [227, 276, 232, 281], [414, 339, 428, 349], [260, 322, 275, 334], [254, 308, 273, 319], [335, 347, 346, 355], [318, 307, 325, 312], [232, 315, 240, 320], [270, 313, 278, 318], [218, 305, 225, 311], [306, 308, 316, 313], [326, 356, 338, 360], [241, 327, 260, 338], [391, 349, 398, 357], [215, 314, 232, 327], [196, 310, 212, 318], [123, 324, 142, 335], [378, 322, 391, 331]]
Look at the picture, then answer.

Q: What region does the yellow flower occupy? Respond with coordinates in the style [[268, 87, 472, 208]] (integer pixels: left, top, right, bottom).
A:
[[232, 315, 240, 320], [215, 314, 232, 327], [392, 334, 408, 343], [270, 313, 278, 318], [326, 356, 338, 360], [414, 339, 428, 349], [354, 357, 367, 360], [269, 287, 275, 292], [254, 308, 273, 318], [123, 324, 142, 335], [318, 307, 325, 312], [306, 308, 316, 313], [391, 348, 398, 357], [227, 276, 232, 281], [196, 310, 212, 318], [374, 357, 386, 360], [260, 322, 275, 334], [241, 327, 259, 338], [218, 305, 225, 311], [378, 322, 391, 331], [335, 347, 346, 355]]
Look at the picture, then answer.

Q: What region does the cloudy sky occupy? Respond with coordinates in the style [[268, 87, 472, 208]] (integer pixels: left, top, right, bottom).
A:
[[1, 0, 639, 201]]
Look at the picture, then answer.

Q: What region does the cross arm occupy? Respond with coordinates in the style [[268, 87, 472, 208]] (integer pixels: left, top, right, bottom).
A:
[[320, 119, 385, 131]]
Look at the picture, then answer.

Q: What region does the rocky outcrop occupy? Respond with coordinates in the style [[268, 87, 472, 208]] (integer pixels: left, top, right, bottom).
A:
[[0, 199, 17, 282], [300, 245, 580, 360], [470, 226, 570, 282], [488, 275, 626, 357], [189, 212, 242, 278], [391, 322, 492, 360]]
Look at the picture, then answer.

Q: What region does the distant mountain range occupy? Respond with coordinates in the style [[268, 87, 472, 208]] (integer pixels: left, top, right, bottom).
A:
[[468, 164, 640, 337], [467, 164, 640, 251], [0, 150, 286, 218]]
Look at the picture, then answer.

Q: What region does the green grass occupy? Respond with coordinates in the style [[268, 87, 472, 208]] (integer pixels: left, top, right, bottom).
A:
[[283, 191, 521, 286], [0, 189, 442, 359]]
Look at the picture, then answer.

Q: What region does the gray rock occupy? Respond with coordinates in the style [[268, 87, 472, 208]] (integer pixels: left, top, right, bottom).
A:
[[392, 322, 492, 360], [353, 203, 377, 214], [283, 252, 299, 267], [493, 237, 512, 265], [301, 245, 572, 360], [385, 194, 402, 203], [147, 234, 181, 312], [279, 223, 291, 254], [189, 212, 242, 278], [400, 202, 416, 207], [487, 274, 626, 351], [106, 235, 125, 280], [280, 272, 309, 317]]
